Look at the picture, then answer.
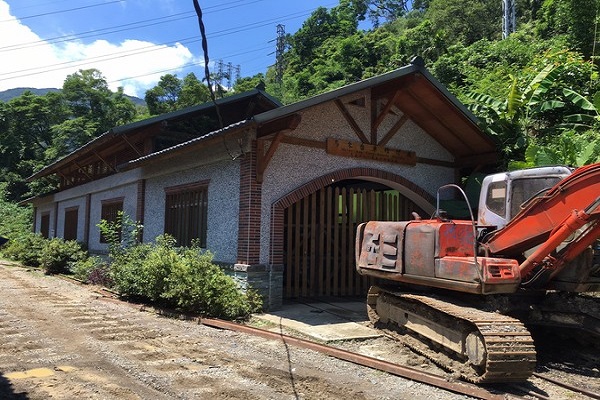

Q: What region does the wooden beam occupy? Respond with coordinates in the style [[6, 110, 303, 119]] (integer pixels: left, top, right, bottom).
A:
[[280, 136, 326, 150], [256, 131, 286, 183], [372, 90, 403, 132], [379, 114, 409, 147], [455, 152, 499, 167], [72, 161, 93, 180], [370, 95, 378, 145], [334, 99, 369, 144], [257, 114, 301, 137], [121, 135, 142, 157], [93, 151, 117, 172]]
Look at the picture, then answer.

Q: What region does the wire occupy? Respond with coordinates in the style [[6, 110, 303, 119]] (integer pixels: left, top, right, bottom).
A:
[[0, 10, 315, 83], [0, 1, 268, 53], [0, 2, 340, 87], [0, 0, 124, 23]]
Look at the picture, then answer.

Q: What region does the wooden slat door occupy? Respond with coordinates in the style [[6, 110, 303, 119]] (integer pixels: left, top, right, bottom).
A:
[[283, 185, 425, 298]]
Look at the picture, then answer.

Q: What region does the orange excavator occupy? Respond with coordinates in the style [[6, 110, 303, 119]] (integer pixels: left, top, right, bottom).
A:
[[356, 162, 600, 382]]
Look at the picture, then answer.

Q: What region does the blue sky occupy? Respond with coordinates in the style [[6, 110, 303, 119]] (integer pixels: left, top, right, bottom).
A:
[[0, 0, 338, 97]]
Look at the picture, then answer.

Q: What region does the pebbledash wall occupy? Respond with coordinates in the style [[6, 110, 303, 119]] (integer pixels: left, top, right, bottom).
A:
[[235, 91, 455, 310]]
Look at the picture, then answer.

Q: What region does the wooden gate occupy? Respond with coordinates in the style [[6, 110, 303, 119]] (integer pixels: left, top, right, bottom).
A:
[[283, 185, 425, 298]]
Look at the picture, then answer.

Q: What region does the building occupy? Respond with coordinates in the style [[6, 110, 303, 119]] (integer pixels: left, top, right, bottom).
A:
[[28, 60, 499, 309]]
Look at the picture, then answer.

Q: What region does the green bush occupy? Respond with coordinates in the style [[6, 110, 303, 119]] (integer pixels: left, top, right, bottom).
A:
[[0, 183, 32, 244], [105, 234, 261, 319], [109, 243, 152, 299], [163, 246, 262, 320], [1, 232, 47, 267], [70, 256, 111, 286], [40, 238, 87, 274]]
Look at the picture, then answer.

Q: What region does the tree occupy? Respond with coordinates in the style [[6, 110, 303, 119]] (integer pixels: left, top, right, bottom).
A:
[[145, 74, 182, 115], [0, 91, 68, 200], [62, 69, 136, 134], [425, 0, 503, 46], [145, 73, 211, 115], [465, 54, 600, 166], [178, 73, 211, 108], [361, 0, 411, 26], [535, 0, 598, 58]]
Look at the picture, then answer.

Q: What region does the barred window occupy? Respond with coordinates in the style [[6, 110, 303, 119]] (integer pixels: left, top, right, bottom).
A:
[[64, 207, 79, 241], [100, 198, 123, 243], [164, 182, 208, 247]]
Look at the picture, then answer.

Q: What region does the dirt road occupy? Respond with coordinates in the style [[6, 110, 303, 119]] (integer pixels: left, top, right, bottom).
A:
[[0, 262, 468, 400]]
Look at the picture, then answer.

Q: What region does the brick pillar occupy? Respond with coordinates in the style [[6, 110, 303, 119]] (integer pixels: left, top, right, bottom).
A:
[[235, 139, 283, 310]]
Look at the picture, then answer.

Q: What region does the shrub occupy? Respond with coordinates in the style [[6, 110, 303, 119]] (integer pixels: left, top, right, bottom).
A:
[[109, 243, 152, 299], [1, 233, 46, 267], [40, 238, 87, 274], [106, 234, 262, 320], [71, 256, 111, 286], [163, 246, 262, 320]]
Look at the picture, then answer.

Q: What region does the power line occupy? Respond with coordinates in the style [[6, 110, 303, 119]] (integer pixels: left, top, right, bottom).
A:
[[0, 9, 316, 83], [0, 2, 339, 89], [0, 0, 268, 53], [0, 0, 124, 23]]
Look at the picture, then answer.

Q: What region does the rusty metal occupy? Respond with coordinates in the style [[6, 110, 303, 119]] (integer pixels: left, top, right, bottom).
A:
[[199, 317, 509, 400], [532, 372, 600, 400], [484, 162, 600, 256]]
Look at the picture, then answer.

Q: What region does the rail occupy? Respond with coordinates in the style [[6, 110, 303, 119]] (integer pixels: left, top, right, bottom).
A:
[[199, 317, 511, 400]]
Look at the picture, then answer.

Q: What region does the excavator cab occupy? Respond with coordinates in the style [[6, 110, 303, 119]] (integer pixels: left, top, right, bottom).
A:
[[477, 166, 572, 229]]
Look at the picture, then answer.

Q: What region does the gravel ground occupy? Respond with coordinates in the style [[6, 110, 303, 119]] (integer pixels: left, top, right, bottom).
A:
[[0, 262, 472, 400], [1, 261, 598, 400]]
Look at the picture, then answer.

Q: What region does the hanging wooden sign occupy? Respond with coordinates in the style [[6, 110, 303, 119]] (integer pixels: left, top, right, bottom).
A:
[[326, 138, 417, 166]]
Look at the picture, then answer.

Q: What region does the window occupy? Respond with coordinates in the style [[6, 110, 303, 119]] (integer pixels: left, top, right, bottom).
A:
[[64, 207, 79, 241], [100, 198, 123, 243], [485, 181, 507, 217], [40, 213, 50, 239], [509, 177, 562, 220], [164, 182, 208, 247]]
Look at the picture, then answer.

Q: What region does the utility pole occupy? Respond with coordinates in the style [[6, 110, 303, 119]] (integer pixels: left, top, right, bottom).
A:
[[216, 60, 225, 88], [502, 0, 516, 38], [275, 24, 286, 84]]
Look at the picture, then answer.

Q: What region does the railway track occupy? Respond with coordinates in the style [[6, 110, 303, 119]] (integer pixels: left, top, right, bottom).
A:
[[200, 317, 507, 400], [199, 315, 600, 400]]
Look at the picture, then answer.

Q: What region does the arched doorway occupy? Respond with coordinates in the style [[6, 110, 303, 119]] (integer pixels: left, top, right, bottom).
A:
[[282, 178, 428, 299]]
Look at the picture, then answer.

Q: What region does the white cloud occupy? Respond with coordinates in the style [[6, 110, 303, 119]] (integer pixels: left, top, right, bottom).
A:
[[0, 1, 200, 97]]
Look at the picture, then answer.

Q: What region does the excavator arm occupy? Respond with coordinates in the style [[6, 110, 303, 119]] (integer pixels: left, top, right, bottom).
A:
[[481, 162, 600, 287]]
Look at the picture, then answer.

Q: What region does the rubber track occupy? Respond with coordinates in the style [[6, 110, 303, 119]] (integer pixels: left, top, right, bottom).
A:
[[377, 290, 537, 383]]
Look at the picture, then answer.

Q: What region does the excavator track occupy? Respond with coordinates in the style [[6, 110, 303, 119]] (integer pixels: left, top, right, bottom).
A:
[[368, 286, 537, 383]]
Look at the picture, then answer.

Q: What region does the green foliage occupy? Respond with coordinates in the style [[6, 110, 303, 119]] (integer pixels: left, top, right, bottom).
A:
[[108, 243, 153, 298], [71, 255, 112, 286], [425, 0, 503, 45], [0, 183, 32, 241], [0, 69, 138, 202], [107, 235, 261, 319], [144, 73, 211, 115], [39, 238, 87, 275], [97, 211, 143, 261], [163, 245, 262, 319], [1, 232, 46, 267]]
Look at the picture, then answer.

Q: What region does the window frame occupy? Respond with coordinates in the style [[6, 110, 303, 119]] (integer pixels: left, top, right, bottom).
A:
[[40, 212, 51, 239], [100, 198, 124, 244], [63, 206, 79, 241], [164, 180, 209, 248]]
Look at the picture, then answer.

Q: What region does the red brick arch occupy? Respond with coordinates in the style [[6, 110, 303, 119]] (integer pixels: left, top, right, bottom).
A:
[[268, 167, 436, 265]]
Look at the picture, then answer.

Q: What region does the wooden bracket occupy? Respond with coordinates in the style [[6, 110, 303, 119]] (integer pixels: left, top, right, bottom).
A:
[[334, 99, 369, 144], [256, 131, 286, 183]]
